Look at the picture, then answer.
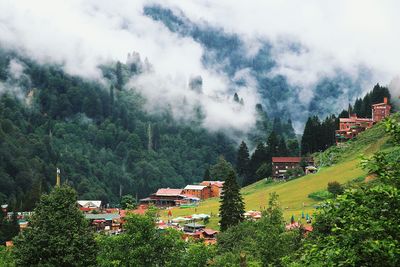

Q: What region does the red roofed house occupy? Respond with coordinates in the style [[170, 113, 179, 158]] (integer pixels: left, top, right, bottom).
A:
[[200, 181, 224, 197], [139, 188, 188, 207], [272, 157, 313, 179]]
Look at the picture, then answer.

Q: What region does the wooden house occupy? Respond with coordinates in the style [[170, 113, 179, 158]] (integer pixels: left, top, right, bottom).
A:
[[272, 157, 313, 179], [183, 185, 210, 200]]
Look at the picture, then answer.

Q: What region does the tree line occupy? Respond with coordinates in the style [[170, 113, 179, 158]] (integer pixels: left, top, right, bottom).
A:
[[301, 83, 391, 155]]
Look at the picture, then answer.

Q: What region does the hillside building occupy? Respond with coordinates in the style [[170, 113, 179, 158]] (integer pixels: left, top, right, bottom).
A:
[[139, 188, 199, 207], [183, 185, 210, 199], [272, 157, 313, 179], [200, 181, 224, 197], [335, 97, 391, 143]]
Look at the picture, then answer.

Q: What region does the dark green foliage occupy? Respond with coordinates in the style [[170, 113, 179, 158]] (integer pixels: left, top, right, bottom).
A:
[[219, 169, 244, 231], [267, 131, 279, 157], [210, 156, 235, 182], [120, 194, 136, 209], [285, 166, 304, 180], [0, 50, 237, 208], [236, 141, 250, 184], [216, 193, 301, 266], [385, 118, 400, 145], [97, 212, 186, 267], [308, 189, 333, 201], [203, 167, 211, 180], [296, 123, 400, 266], [247, 143, 268, 186], [13, 185, 97, 266], [301, 115, 337, 155], [255, 162, 272, 180], [327, 181, 344, 197], [0, 246, 14, 266], [0, 210, 19, 245]]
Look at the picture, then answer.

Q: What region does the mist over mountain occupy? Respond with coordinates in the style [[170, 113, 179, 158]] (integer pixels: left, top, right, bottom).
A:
[[1, 1, 399, 135]]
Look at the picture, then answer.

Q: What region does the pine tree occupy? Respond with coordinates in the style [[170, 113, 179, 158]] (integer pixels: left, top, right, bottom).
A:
[[236, 141, 250, 181], [203, 168, 211, 180], [116, 61, 123, 90], [267, 131, 279, 158], [277, 136, 288, 156], [109, 85, 114, 114], [248, 143, 268, 185], [210, 156, 235, 182], [233, 93, 240, 103], [219, 169, 244, 231]]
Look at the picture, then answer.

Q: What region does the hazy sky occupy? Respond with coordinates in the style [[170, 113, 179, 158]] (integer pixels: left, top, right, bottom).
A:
[[0, 0, 398, 134]]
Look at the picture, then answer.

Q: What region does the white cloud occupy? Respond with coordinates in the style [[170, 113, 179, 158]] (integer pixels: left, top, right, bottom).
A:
[[0, 0, 399, 135]]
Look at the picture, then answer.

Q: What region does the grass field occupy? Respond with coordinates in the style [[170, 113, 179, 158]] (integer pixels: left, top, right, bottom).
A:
[[160, 121, 389, 229]]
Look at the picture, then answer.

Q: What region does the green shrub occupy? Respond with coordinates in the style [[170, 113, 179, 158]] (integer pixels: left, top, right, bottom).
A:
[[308, 190, 334, 201]]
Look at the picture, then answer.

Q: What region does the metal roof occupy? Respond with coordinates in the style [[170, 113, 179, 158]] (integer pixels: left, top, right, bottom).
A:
[[184, 185, 207, 190]]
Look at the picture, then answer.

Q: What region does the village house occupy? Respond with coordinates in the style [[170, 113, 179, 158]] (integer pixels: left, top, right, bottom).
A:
[[200, 181, 224, 197], [271, 157, 313, 179], [139, 188, 199, 207], [77, 200, 102, 213], [183, 185, 210, 200], [336, 97, 391, 143]]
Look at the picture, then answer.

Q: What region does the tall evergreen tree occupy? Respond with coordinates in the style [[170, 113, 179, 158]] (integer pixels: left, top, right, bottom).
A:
[[13, 185, 97, 266], [219, 169, 244, 231], [116, 61, 123, 90], [210, 156, 235, 182], [277, 136, 288, 156], [248, 143, 268, 185], [233, 93, 240, 103], [203, 168, 211, 180], [267, 131, 279, 158], [236, 141, 250, 181]]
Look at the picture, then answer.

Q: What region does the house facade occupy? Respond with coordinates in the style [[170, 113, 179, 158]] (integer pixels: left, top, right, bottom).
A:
[[372, 97, 391, 122], [272, 157, 313, 179], [183, 185, 210, 200], [199, 181, 224, 197], [336, 97, 391, 143]]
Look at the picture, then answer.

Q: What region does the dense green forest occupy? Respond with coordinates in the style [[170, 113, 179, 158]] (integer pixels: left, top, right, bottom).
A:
[[0, 48, 241, 209], [0, 47, 301, 210]]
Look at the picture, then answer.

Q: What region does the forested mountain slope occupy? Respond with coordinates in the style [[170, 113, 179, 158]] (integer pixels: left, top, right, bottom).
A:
[[0, 48, 242, 209]]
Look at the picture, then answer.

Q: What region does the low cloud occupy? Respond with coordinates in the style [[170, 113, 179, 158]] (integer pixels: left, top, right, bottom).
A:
[[1, 0, 399, 135]]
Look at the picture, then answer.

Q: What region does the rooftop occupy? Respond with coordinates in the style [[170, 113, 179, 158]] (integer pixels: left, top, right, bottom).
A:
[[155, 188, 183, 196], [77, 200, 101, 208], [184, 185, 208, 190], [272, 157, 302, 163]]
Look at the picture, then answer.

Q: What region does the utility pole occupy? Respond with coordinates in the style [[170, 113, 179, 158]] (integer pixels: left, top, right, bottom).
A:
[[56, 168, 61, 187]]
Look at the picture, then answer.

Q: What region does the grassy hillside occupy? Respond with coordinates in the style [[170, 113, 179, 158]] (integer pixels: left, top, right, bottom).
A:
[[161, 118, 391, 229]]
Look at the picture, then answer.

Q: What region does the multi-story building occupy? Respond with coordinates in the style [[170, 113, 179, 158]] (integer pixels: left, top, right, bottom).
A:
[[335, 97, 391, 143], [271, 157, 313, 179], [372, 97, 391, 122]]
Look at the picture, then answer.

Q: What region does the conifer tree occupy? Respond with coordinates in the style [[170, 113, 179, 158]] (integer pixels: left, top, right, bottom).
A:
[[248, 143, 268, 185], [219, 169, 244, 231], [203, 168, 211, 180], [236, 141, 250, 181], [267, 131, 279, 158], [233, 93, 240, 103], [116, 61, 123, 90], [277, 136, 288, 156]]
